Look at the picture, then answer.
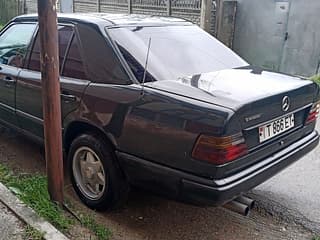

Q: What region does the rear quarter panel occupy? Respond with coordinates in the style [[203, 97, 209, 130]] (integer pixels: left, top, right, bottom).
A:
[[68, 83, 237, 177]]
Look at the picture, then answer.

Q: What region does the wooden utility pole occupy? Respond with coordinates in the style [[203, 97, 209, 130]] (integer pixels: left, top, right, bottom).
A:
[[37, 0, 64, 204]]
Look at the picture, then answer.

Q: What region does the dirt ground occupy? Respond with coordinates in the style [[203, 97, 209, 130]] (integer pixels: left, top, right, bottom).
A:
[[0, 126, 315, 240]]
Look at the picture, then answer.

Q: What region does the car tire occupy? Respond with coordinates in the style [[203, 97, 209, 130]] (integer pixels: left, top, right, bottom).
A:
[[68, 132, 129, 211]]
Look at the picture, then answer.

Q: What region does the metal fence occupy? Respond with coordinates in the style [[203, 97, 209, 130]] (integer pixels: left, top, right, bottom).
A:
[[2, 0, 217, 36], [73, 0, 217, 35], [23, 0, 60, 14], [24, 0, 37, 13]]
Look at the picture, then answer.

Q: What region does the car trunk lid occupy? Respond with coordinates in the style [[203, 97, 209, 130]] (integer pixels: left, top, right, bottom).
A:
[[146, 67, 318, 150]]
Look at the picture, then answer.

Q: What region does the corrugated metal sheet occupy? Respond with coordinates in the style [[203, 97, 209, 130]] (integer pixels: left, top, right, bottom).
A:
[[74, 0, 97, 12], [25, 0, 37, 13], [73, 0, 215, 35], [101, 0, 128, 14], [19, 0, 216, 35], [24, 0, 60, 13]]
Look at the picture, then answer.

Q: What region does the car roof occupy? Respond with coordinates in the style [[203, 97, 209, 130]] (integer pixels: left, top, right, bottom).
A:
[[13, 13, 193, 27]]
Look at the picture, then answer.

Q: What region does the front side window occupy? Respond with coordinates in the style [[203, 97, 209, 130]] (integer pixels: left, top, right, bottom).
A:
[[108, 25, 248, 82], [0, 23, 36, 68]]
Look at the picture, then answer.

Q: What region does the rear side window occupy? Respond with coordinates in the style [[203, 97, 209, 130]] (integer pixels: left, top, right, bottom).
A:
[[76, 23, 130, 84], [0, 23, 36, 68], [62, 35, 88, 80], [28, 25, 74, 72]]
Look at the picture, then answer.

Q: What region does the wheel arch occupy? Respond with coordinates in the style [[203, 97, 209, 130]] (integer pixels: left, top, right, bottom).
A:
[[63, 120, 117, 155]]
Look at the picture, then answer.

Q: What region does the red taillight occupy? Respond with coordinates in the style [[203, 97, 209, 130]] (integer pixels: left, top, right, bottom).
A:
[[306, 101, 320, 124], [192, 133, 248, 165]]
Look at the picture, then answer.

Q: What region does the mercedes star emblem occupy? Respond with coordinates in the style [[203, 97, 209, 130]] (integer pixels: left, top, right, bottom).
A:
[[282, 96, 290, 112]]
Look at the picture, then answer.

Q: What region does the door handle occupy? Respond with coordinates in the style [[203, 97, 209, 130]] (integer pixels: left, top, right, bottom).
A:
[[2, 76, 15, 87], [61, 92, 76, 102], [285, 32, 289, 41]]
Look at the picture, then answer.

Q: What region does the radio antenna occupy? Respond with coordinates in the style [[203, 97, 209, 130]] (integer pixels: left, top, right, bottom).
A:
[[141, 37, 152, 95]]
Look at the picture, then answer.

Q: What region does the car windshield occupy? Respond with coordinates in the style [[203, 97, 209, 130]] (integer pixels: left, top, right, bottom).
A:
[[108, 25, 248, 82]]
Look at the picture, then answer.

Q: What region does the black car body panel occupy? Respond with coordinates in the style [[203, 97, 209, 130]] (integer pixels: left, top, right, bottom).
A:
[[147, 68, 317, 112], [0, 13, 319, 207], [17, 69, 90, 139], [117, 130, 319, 205]]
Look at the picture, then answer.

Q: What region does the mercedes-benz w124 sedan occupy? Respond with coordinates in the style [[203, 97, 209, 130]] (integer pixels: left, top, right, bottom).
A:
[[0, 13, 318, 211]]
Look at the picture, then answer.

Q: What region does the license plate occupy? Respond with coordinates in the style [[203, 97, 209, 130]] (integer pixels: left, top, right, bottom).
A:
[[259, 114, 295, 143]]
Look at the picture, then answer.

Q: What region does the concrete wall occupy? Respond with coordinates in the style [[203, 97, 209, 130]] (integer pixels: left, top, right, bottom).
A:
[[216, 0, 237, 48], [233, 0, 320, 77]]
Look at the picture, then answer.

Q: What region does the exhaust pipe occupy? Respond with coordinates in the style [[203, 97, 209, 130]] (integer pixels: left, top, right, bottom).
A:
[[235, 196, 255, 209], [223, 200, 250, 216], [223, 195, 255, 216]]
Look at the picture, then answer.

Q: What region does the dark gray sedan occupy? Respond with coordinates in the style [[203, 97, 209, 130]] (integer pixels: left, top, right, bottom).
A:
[[0, 13, 319, 211]]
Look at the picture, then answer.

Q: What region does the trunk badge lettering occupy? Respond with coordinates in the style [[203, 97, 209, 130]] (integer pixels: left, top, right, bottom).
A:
[[245, 114, 262, 122], [282, 96, 290, 112]]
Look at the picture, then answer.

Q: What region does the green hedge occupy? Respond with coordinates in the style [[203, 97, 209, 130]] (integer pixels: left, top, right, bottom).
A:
[[311, 75, 320, 86]]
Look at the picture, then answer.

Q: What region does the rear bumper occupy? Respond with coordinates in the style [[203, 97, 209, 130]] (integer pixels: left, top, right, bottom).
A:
[[181, 131, 319, 205], [117, 130, 319, 206]]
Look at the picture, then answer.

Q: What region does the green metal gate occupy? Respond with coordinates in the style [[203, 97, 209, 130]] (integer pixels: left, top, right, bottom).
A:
[[0, 0, 25, 25]]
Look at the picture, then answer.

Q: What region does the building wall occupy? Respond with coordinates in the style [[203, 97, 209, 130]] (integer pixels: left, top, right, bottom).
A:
[[233, 0, 320, 77]]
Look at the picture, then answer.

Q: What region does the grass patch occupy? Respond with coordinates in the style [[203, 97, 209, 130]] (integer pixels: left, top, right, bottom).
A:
[[64, 199, 112, 240], [79, 214, 112, 240], [312, 237, 320, 240], [24, 225, 45, 240], [0, 164, 72, 230], [0, 163, 112, 239], [310, 75, 320, 86]]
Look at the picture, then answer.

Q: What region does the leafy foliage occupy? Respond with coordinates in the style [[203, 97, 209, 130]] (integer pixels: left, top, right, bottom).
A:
[[310, 75, 320, 86]]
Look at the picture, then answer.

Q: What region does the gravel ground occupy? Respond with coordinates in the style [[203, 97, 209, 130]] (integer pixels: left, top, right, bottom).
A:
[[0, 201, 24, 240], [0, 126, 317, 240]]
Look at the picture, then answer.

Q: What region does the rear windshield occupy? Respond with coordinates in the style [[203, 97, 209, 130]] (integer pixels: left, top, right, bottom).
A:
[[107, 25, 247, 82]]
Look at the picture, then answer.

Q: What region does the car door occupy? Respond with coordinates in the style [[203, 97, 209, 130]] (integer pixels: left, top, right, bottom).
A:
[[73, 23, 142, 139], [0, 23, 36, 126], [16, 24, 90, 140]]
